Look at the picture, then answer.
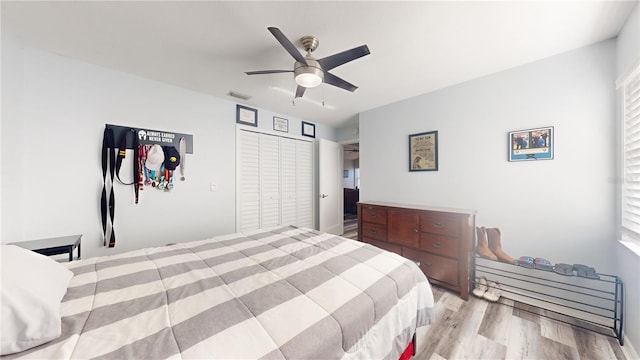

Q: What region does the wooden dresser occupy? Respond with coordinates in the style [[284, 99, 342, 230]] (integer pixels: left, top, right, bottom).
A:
[[357, 201, 476, 300]]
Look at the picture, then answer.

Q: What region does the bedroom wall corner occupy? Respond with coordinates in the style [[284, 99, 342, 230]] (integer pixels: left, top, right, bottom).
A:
[[359, 39, 618, 275]]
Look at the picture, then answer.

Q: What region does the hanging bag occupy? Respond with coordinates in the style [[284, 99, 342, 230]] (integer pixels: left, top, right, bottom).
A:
[[100, 126, 140, 248], [101, 126, 117, 247]]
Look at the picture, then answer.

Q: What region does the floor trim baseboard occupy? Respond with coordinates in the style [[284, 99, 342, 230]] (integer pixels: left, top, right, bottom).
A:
[[621, 334, 639, 360]]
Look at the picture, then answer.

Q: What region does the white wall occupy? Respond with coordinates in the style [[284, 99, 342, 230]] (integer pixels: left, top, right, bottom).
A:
[[360, 39, 617, 274], [1, 33, 336, 259], [1, 30, 26, 244], [336, 121, 360, 144], [616, 2, 640, 78], [615, 2, 640, 354]]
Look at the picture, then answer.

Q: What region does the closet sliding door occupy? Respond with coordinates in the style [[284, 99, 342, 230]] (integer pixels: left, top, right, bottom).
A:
[[237, 131, 260, 231], [295, 140, 313, 228], [280, 138, 297, 226], [260, 135, 281, 228], [237, 129, 313, 232]]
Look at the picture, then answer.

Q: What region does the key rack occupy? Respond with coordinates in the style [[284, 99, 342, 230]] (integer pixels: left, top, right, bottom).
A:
[[472, 256, 624, 345]]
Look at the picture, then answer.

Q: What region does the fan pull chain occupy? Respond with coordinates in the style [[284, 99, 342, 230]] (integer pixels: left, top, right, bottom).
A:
[[322, 82, 325, 107], [292, 82, 297, 106]]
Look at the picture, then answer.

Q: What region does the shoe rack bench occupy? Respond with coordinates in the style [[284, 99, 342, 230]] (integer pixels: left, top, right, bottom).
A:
[[472, 256, 624, 345]]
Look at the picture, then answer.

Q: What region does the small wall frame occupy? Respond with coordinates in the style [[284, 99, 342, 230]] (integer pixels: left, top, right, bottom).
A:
[[236, 105, 258, 127], [273, 117, 288, 132], [508, 126, 554, 161], [409, 130, 438, 171], [302, 121, 316, 138]]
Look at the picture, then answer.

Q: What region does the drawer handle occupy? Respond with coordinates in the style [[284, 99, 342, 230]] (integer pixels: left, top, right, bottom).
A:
[[414, 229, 418, 233], [369, 228, 377, 234], [423, 261, 432, 267], [432, 222, 444, 228], [370, 213, 377, 218], [433, 241, 442, 248]]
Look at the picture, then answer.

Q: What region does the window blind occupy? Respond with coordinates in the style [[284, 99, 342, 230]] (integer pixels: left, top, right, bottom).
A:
[[622, 65, 640, 238]]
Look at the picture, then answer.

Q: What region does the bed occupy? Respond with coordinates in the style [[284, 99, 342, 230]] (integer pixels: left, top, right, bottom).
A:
[[1, 226, 435, 359]]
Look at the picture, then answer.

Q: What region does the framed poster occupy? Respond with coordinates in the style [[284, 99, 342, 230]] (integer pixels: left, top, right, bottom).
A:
[[409, 130, 438, 171], [302, 121, 316, 138], [508, 126, 554, 161], [236, 105, 257, 127], [273, 117, 288, 132]]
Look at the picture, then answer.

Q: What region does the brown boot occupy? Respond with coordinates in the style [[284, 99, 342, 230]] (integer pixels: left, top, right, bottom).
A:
[[486, 228, 516, 264], [476, 227, 498, 260]]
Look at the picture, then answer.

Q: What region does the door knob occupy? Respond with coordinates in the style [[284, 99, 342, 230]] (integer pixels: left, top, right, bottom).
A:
[[321, 194, 329, 198]]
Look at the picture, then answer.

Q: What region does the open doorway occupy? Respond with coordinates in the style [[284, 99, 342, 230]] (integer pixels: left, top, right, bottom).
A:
[[342, 142, 359, 240]]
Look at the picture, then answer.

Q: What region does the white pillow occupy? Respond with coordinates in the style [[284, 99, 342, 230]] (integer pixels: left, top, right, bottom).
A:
[[1, 245, 73, 355]]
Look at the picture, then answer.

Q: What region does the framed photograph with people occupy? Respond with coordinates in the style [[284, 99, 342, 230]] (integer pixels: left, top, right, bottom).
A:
[[409, 130, 438, 171], [508, 126, 554, 161]]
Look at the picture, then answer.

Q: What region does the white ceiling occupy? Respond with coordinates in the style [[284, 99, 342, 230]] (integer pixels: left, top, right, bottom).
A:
[[2, 1, 637, 128]]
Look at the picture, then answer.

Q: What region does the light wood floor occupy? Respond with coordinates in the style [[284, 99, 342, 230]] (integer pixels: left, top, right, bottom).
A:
[[341, 221, 626, 359], [415, 285, 626, 360], [343, 214, 358, 240]]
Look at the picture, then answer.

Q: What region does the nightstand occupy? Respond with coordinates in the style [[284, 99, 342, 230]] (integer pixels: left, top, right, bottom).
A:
[[8, 234, 82, 262]]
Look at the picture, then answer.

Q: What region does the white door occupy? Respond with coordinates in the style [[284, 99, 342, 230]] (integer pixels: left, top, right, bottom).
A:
[[319, 138, 343, 235], [296, 140, 314, 228], [280, 138, 297, 226], [237, 129, 314, 232], [260, 134, 280, 228], [237, 131, 260, 231]]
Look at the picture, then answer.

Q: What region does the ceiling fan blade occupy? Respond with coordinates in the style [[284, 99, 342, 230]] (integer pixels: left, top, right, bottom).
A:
[[324, 72, 358, 92], [318, 45, 370, 71], [268, 27, 308, 66], [295, 85, 306, 98], [245, 70, 293, 75]]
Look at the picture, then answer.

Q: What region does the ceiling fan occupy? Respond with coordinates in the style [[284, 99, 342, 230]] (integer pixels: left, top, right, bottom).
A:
[[246, 27, 370, 99]]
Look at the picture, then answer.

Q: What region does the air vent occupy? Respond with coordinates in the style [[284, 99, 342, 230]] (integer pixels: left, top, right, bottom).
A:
[[228, 91, 252, 101]]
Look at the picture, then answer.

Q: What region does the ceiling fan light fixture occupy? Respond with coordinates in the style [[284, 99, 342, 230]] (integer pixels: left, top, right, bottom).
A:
[[246, 28, 369, 97], [295, 72, 322, 88], [294, 59, 324, 88]]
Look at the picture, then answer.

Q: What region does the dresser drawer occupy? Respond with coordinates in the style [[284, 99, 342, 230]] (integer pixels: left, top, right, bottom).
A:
[[420, 233, 459, 258], [362, 205, 387, 225], [363, 238, 402, 256], [420, 214, 460, 237], [361, 222, 386, 241], [402, 247, 459, 287]]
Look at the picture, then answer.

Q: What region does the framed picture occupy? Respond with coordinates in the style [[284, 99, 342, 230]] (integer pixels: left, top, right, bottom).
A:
[[302, 121, 316, 138], [343, 170, 349, 178], [409, 131, 438, 172], [273, 117, 288, 132], [236, 104, 257, 127], [508, 126, 554, 161]]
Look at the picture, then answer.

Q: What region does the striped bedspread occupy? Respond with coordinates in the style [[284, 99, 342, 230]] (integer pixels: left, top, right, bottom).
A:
[[7, 226, 434, 359]]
